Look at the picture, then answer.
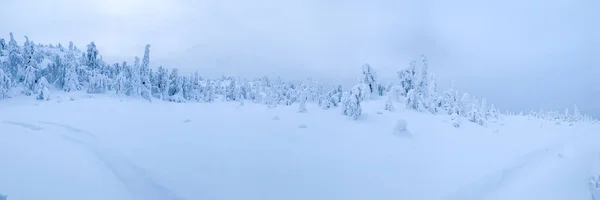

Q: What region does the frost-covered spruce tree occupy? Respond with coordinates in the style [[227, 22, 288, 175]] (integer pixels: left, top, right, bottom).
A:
[[0, 68, 11, 99], [397, 60, 417, 96], [384, 94, 395, 111], [87, 72, 110, 93], [154, 66, 169, 100], [7, 32, 22, 78], [46, 55, 63, 86], [459, 93, 472, 116], [21, 36, 39, 95], [343, 85, 363, 120], [451, 112, 461, 128], [356, 82, 370, 101], [85, 42, 100, 71], [358, 64, 377, 95], [480, 98, 489, 121], [427, 74, 442, 114], [489, 104, 499, 120], [298, 89, 308, 113], [0, 38, 5, 50], [467, 98, 486, 126], [168, 68, 185, 102], [442, 82, 458, 115], [318, 91, 333, 109], [62, 49, 81, 92], [573, 104, 581, 122], [35, 77, 50, 100], [329, 85, 343, 107], [113, 70, 127, 95], [139, 44, 152, 100], [406, 89, 426, 111]]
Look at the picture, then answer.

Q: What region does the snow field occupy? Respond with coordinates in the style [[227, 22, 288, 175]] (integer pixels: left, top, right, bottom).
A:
[[0, 93, 599, 200]]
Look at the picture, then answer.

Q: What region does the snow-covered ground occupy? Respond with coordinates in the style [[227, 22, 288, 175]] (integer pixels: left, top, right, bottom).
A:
[[1, 93, 599, 200]]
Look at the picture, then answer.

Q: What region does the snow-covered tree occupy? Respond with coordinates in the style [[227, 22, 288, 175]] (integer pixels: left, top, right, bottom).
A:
[[21, 36, 39, 95], [168, 68, 185, 102], [0, 38, 5, 50], [384, 94, 395, 111], [427, 74, 441, 114], [86, 42, 100, 70], [139, 45, 152, 100], [343, 85, 363, 120], [87, 72, 110, 93], [7, 32, 22, 78], [459, 93, 472, 116], [62, 50, 81, 92], [451, 113, 461, 128], [398, 60, 417, 95], [318, 91, 333, 109], [35, 77, 50, 100], [298, 89, 308, 113], [0, 68, 11, 99], [358, 64, 377, 95]]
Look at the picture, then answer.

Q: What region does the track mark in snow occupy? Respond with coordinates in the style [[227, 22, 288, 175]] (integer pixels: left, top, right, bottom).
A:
[[446, 142, 568, 200], [55, 132, 183, 200], [2, 120, 43, 131], [93, 151, 185, 200], [5, 120, 183, 200], [38, 121, 96, 138]]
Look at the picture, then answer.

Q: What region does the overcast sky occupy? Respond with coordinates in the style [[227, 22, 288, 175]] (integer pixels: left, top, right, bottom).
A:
[[1, 0, 598, 116]]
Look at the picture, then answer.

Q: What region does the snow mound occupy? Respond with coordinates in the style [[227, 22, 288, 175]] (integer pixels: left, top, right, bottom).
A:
[[393, 119, 412, 138]]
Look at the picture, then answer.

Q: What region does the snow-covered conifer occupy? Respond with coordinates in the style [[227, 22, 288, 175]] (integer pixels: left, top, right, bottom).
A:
[[459, 93, 472, 116], [298, 89, 308, 113], [22, 36, 39, 95], [405, 89, 418, 110], [168, 68, 185, 102], [397, 60, 417, 96], [62, 51, 81, 92], [343, 85, 363, 120], [87, 72, 110, 93], [0, 69, 11, 99], [384, 94, 395, 111], [318, 91, 333, 109], [358, 64, 377, 95], [139, 45, 152, 100], [0, 38, 5, 50], [451, 113, 461, 128], [86, 42, 100, 70], [35, 77, 50, 100], [7, 32, 22, 78]]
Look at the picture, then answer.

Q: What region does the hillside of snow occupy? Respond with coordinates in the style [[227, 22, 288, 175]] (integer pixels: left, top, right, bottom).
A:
[[1, 92, 600, 200], [1, 34, 600, 200]]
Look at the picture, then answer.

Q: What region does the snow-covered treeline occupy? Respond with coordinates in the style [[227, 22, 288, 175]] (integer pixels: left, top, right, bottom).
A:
[[0, 33, 592, 126]]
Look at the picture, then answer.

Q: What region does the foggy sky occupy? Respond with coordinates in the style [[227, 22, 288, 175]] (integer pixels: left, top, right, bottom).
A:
[[1, 0, 598, 116]]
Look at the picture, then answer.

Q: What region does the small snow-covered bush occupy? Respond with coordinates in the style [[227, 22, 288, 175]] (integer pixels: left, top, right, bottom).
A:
[[298, 124, 307, 128]]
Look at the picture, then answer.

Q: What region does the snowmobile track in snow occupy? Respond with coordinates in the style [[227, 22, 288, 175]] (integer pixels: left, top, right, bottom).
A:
[[38, 121, 96, 138], [445, 141, 569, 200], [4, 120, 184, 200], [2, 121, 44, 131]]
